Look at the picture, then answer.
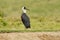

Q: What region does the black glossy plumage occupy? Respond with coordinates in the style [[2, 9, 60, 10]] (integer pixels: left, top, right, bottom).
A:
[[21, 13, 30, 29]]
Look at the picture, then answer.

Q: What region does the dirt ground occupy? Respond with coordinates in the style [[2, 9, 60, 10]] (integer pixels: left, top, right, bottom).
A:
[[0, 32, 60, 40]]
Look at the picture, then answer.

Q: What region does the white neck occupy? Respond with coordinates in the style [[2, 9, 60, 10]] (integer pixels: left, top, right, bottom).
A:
[[22, 9, 26, 13], [22, 7, 27, 13]]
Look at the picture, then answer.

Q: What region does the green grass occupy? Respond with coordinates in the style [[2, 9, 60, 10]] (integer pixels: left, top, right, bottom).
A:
[[0, 0, 60, 32]]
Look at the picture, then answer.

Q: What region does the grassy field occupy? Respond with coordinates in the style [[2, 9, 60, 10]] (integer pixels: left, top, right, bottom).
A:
[[0, 0, 60, 32]]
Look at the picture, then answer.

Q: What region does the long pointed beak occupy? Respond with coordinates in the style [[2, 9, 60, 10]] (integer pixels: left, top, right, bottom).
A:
[[26, 8, 30, 11], [26, 9, 30, 11]]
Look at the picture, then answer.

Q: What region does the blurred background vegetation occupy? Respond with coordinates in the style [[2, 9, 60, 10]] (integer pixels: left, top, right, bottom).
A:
[[0, 0, 60, 32]]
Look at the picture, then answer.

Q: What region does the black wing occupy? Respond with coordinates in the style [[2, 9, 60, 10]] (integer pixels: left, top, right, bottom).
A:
[[21, 13, 30, 28]]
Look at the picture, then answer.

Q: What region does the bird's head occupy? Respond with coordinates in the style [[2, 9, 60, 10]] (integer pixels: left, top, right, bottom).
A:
[[22, 6, 29, 13], [23, 6, 29, 10]]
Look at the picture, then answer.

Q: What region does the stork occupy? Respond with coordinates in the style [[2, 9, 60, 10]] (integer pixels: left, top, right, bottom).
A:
[[21, 6, 30, 29]]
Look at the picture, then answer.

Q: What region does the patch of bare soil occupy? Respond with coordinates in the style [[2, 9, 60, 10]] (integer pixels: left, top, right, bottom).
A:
[[0, 32, 60, 40]]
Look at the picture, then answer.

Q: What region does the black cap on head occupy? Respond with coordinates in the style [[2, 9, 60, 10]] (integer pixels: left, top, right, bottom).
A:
[[24, 7, 26, 9]]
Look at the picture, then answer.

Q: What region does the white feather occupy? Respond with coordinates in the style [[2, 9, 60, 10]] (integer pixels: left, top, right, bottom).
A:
[[22, 7, 26, 13]]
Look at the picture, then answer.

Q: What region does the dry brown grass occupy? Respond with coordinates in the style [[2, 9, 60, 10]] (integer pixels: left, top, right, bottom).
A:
[[0, 32, 60, 40]]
